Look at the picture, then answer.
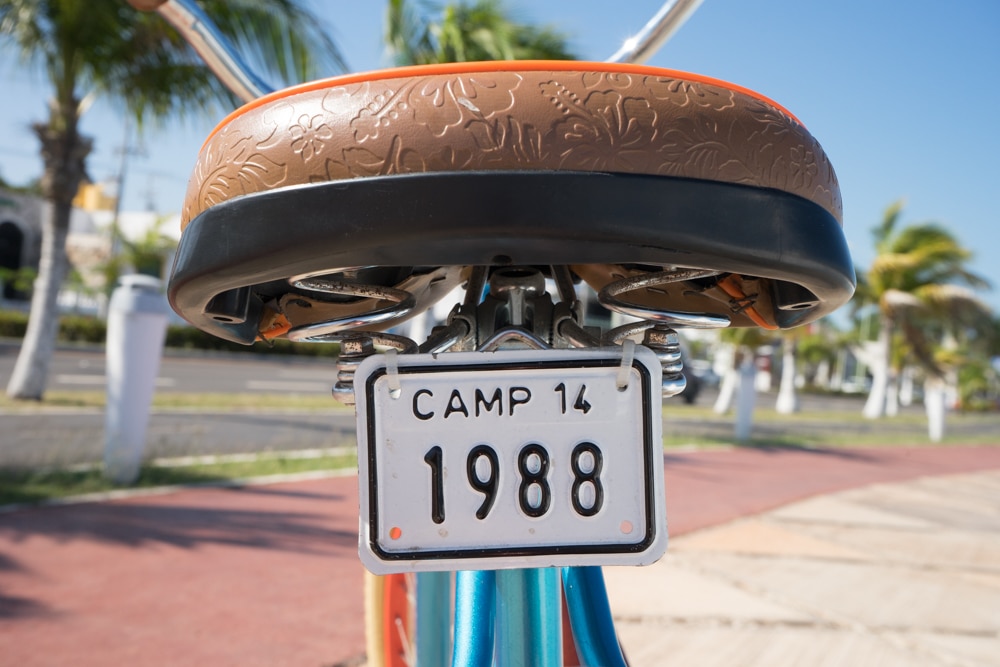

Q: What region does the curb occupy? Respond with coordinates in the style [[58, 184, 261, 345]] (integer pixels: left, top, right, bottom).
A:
[[0, 467, 357, 515]]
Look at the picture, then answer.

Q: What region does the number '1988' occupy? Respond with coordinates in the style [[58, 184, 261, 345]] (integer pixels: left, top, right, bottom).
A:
[[422, 442, 605, 523]]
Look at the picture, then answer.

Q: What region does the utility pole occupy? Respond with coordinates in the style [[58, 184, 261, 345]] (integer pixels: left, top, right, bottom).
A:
[[98, 119, 146, 317], [108, 121, 147, 272]]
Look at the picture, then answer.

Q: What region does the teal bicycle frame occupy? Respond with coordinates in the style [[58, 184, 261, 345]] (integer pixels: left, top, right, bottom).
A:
[[419, 566, 627, 666]]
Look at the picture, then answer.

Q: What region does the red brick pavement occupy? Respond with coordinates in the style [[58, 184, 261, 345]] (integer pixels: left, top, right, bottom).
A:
[[2, 446, 999, 666]]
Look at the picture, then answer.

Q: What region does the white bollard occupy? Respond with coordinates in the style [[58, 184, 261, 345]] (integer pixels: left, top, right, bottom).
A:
[[104, 275, 170, 484], [734, 358, 757, 443], [924, 377, 946, 443], [775, 344, 800, 415]]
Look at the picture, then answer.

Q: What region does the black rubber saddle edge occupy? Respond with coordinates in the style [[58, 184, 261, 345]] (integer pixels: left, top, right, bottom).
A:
[[168, 171, 855, 344]]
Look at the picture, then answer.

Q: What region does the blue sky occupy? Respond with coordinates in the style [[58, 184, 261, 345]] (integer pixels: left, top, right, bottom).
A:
[[1, 0, 998, 311]]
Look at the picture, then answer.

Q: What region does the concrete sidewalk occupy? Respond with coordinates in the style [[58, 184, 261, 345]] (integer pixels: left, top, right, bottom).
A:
[[1, 446, 998, 666], [607, 468, 1000, 666]]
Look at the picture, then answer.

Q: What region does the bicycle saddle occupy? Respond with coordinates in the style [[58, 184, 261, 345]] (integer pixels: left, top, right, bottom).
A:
[[168, 61, 854, 344]]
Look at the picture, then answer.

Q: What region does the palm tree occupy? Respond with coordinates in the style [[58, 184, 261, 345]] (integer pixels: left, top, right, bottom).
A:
[[859, 201, 991, 419], [797, 323, 841, 389], [2, 0, 345, 400], [386, 0, 575, 66], [101, 216, 178, 292], [957, 318, 1000, 410], [902, 283, 993, 439]]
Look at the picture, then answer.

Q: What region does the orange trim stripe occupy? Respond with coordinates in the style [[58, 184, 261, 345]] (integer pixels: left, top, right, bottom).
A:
[[203, 60, 802, 148]]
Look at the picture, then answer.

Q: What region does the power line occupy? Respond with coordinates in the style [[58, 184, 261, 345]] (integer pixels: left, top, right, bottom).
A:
[[0, 144, 186, 183]]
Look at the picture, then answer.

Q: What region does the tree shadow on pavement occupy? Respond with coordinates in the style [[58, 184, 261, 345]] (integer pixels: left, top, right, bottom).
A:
[[0, 552, 56, 619], [662, 442, 888, 487], [734, 440, 884, 461], [0, 485, 357, 556], [668, 435, 886, 462], [0, 592, 51, 619]]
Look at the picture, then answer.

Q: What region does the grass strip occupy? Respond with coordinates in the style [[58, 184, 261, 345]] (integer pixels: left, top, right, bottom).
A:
[[663, 404, 1000, 447], [663, 431, 1000, 449], [0, 452, 357, 507], [0, 391, 342, 412]]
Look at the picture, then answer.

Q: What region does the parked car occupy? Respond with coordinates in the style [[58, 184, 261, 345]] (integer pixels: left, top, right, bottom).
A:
[[678, 365, 702, 404], [686, 358, 719, 387]]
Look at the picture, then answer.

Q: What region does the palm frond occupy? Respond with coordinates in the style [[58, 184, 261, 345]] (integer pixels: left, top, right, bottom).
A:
[[386, 0, 575, 66], [911, 283, 994, 329], [204, 0, 347, 82], [386, 0, 436, 66], [888, 222, 961, 254], [880, 288, 923, 312], [0, 0, 48, 66], [912, 282, 982, 307], [2, 0, 347, 129], [872, 199, 904, 252], [895, 309, 944, 377], [938, 267, 991, 291], [869, 251, 923, 276]]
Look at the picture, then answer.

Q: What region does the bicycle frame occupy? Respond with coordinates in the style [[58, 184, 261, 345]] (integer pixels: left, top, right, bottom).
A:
[[136, 2, 793, 665]]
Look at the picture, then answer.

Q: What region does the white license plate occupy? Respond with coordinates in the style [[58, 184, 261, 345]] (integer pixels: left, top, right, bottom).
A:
[[354, 347, 666, 574]]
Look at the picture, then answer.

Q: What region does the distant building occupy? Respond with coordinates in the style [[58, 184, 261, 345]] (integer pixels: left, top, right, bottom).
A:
[[0, 190, 43, 302], [0, 183, 179, 315]]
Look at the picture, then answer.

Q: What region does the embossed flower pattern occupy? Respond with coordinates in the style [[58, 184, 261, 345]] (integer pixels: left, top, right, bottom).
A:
[[543, 80, 658, 171], [410, 75, 520, 137], [351, 86, 415, 143], [182, 70, 841, 226], [289, 114, 334, 162], [187, 126, 287, 222], [789, 146, 819, 190], [647, 78, 736, 111]]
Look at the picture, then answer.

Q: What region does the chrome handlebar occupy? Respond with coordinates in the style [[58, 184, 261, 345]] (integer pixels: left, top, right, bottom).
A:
[[150, 0, 275, 102], [143, 0, 704, 103], [605, 0, 704, 64]]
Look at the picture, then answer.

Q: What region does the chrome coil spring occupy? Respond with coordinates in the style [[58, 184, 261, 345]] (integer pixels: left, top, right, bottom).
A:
[[602, 321, 686, 397], [643, 326, 686, 398], [330, 332, 418, 406]]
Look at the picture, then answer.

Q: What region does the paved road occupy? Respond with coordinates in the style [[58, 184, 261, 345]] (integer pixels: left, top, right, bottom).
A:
[[2, 410, 359, 468], [3, 342, 998, 468], [1, 342, 354, 467], [0, 341, 872, 409], [0, 341, 339, 395]]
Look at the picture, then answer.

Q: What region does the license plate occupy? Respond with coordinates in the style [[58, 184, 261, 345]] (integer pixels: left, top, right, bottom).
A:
[[354, 347, 666, 574]]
